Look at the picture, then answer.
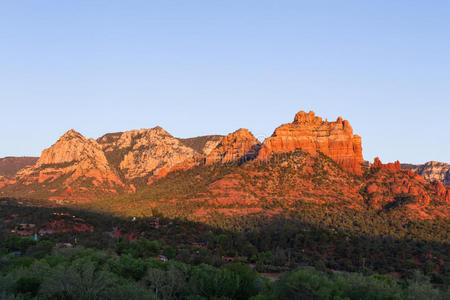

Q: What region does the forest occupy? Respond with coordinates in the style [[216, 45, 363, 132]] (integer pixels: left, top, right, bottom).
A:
[[0, 199, 449, 299]]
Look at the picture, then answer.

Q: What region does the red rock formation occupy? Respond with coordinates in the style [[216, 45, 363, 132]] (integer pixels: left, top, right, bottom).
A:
[[19, 129, 123, 186], [365, 158, 449, 213], [0, 130, 127, 201], [432, 180, 450, 203], [205, 129, 261, 165], [372, 157, 402, 172], [147, 158, 199, 185], [147, 129, 261, 183], [97, 127, 198, 180], [258, 111, 363, 174]]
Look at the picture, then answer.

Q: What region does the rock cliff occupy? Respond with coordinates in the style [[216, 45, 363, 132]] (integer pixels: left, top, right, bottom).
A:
[[19, 129, 122, 185], [4, 130, 125, 202], [365, 158, 449, 217], [258, 111, 364, 174], [178, 135, 223, 155], [406, 161, 450, 186], [97, 127, 198, 179], [205, 129, 261, 165]]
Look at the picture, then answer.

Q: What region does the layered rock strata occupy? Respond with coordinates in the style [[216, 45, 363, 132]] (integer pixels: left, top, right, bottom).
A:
[[258, 111, 363, 174]]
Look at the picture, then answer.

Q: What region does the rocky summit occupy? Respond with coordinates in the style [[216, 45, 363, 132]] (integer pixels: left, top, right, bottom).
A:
[[97, 127, 198, 179], [258, 111, 363, 174], [205, 129, 261, 165], [7, 129, 125, 201]]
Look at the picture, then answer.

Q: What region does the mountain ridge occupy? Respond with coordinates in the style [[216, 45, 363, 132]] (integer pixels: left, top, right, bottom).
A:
[[0, 110, 448, 221]]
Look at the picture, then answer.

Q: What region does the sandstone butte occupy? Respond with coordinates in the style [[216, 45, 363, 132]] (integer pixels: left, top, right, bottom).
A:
[[258, 111, 364, 175], [205, 129, 261, 165]]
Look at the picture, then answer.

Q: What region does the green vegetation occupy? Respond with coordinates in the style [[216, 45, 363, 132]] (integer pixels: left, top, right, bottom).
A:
[[0, 234, 448, 299], [1, 150, 449, 298]]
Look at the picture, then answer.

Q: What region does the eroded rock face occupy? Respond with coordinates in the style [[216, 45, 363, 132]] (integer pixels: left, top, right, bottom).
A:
[[432, 180, 450, 203], [8, 130, 125, 202], [365, 158, 450, 213], [97, 127, 198, 179], [408, 161, 450, 186], [2, 127, 229, 201], [37, 130, 114, 173], [178, 135, 223, 155], [258, 111, 364, 174], [205, 129, 261, 165], [18, 130, 122, 184], [372, 157, 402, 172]]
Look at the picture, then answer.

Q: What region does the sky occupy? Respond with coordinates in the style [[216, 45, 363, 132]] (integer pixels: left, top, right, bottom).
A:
[[0, 1, 449, 164]]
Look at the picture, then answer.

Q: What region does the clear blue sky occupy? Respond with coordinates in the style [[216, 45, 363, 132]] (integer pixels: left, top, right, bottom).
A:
[[1, 1, 449, 164]]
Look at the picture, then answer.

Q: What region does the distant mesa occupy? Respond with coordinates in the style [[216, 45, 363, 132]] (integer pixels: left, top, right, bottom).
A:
[[258, 111, 364, 174]]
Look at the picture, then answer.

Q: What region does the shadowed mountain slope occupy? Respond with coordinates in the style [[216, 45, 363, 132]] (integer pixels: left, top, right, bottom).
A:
[[0, 156, 38, 176]]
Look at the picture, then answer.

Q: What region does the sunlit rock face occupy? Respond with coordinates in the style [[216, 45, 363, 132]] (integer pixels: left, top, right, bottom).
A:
[[97, 127, 198, 179], [6, 130, 126, 202], [205, 129, 261, 165], [20, 129, 122, 186], [365, 158, 450, 212], [408, 161, 450, 186], [178, 135, 223, 155], [258, 111, 364, 174]]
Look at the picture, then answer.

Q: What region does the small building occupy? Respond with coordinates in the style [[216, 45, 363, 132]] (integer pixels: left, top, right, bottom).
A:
[[55, 243, 73, 248], [38, 230, 54, 236], [11, 224, 35, 236], [52, 212, 71, 217], [191, 242, 207, 248], [156, 255, 168, 262], [222, 256, 236, 262]]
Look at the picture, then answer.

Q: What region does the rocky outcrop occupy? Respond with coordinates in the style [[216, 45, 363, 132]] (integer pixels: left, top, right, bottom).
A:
[[405, 161, 450, 186], [97, 127, 198, 179], [17, 130, 122, 184], [178, 135, 223, 155], [205, 129, 261, 165], [432, 180, 450, 203], [258, 111, 364, 174], [1, 127, 229, 201], [372, 157, 402, 172], [365, 158, 449, 212], [0, 157, 38, 177], [37, 130, 112, 169], [2, 130, 126, 201]]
